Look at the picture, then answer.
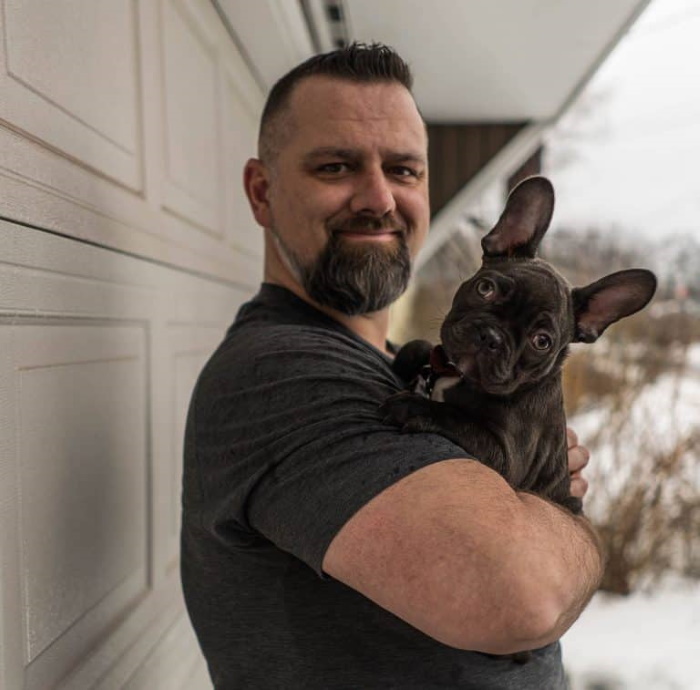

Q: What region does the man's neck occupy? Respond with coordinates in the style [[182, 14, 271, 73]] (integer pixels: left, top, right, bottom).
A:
[[323, 303, 392, 355]]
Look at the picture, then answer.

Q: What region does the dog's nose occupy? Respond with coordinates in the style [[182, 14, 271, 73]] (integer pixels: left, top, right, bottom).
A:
[[480, 327, 503, 351]]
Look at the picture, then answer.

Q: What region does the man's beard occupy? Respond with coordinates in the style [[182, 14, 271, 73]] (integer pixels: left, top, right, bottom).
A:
[[272, 216, 412, 315]]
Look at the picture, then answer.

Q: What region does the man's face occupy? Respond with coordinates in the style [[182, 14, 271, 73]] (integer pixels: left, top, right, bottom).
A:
[[252, 76, 430, 315]]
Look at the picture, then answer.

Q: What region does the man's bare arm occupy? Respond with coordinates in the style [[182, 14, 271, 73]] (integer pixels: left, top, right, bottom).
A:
[[322, 458, 603, 654]]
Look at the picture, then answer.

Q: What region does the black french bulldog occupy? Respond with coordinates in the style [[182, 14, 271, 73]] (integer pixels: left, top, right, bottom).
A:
[[381, 176, 657, 516]]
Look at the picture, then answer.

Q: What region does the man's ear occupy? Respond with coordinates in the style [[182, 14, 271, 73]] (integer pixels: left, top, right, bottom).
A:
[[572, 269, 657, 343], [244, 158, 272, 228], [481, 176, 555, 259]]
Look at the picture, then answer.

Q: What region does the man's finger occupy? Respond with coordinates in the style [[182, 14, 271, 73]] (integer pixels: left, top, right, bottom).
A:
[[566, 427, 578, 450], [567, 444, 590, 474], [569, 473, 589, 499]]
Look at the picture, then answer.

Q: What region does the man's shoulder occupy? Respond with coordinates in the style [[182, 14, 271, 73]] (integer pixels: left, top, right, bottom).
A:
[[202, 315, 394, 389], [222, 318, 360, 362], [222, 284, 367, 356]]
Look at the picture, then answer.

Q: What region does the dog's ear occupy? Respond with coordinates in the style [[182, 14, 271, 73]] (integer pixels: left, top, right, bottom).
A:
[[572, 269, 657, 343], [481, 176, 555, 259]]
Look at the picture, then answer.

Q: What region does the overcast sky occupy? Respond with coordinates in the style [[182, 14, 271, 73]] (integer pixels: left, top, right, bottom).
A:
[[545, 0, 700, 239]]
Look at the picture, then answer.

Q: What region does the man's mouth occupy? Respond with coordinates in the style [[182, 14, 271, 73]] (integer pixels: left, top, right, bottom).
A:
[[331, 215, 408, 243], [337, 230, 402, 242]]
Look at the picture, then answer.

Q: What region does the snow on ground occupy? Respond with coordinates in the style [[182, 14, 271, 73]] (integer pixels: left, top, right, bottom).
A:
[[570, 343, 700, 485], [562, 343, 700, 689], [563, 577, 700, 690]]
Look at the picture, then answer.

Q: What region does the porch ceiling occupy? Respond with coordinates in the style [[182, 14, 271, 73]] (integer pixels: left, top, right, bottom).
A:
[[218, 0, 652, 125], [341, 0, 651, 123]]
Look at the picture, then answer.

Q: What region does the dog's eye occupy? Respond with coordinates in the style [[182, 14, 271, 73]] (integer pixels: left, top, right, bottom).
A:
[[531, 333, 553, 350], [476, 279, 496, 299]]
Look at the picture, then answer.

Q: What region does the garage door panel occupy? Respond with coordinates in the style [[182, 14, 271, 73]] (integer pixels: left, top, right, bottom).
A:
[[1, 0, 142, 189]]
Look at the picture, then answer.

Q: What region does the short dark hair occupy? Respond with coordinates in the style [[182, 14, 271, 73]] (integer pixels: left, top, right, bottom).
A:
[[258, 42, 414, 162]]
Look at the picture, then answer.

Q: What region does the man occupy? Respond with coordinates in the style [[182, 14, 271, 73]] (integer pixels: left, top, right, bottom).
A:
[[181, 43, 600, 689]]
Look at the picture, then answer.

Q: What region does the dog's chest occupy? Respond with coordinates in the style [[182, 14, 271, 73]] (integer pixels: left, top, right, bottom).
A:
[[430, 376, 461, 402], [411, 363, 462, 403]]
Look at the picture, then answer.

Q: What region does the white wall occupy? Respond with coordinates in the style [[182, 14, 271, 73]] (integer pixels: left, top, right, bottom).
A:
[[0, 1, 313, 687]]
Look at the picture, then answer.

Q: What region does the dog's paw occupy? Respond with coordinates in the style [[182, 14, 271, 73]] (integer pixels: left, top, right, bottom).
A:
[[379, 392, 431, 428]]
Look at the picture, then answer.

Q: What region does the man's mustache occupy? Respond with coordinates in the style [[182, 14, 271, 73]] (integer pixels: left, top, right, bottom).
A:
[[329, 215, 408, 236]]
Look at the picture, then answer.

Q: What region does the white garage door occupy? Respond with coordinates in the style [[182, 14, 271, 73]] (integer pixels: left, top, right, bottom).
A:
[[0, 1, 312, 687]]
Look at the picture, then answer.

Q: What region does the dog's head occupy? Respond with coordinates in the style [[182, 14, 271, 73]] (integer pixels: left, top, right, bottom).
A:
[[440, 177, 657, 396]]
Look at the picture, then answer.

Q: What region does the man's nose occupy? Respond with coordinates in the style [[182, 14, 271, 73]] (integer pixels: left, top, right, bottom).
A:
[[349, 170, 397, 217]]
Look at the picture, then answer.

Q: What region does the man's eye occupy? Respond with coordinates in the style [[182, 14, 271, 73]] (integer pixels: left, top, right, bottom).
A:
[[390, 166, 419, 178], [318, 162, 349, 174]]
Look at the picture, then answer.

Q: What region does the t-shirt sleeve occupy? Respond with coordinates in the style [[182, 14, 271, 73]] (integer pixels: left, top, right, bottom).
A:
[[192, 326, 472, 577]]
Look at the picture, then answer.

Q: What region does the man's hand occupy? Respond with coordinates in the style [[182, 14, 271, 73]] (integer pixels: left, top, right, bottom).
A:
[[567, 427, 590, 499]]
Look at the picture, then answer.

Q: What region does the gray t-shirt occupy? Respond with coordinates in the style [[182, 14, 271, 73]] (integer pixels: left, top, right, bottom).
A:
[[181, 283, 567, 689]]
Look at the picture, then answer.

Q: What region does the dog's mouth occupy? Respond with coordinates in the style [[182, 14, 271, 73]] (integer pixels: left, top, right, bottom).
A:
[[456, 353, 518, 395], [442, 329, 520, 396], [429, 345, 462, 378]]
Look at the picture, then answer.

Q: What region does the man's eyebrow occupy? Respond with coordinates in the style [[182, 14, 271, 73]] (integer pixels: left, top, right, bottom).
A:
[[302, 147, 359, 163], [302, 148, 427, 165], [383, 152, 427, 166]]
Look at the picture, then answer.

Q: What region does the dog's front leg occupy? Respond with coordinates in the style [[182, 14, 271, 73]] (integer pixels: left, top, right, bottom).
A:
[[379, 391, 438, 431], [380, 393, 510, 477]]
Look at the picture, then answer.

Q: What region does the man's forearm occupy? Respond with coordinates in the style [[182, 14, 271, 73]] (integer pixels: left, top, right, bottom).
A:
[[513, 491, 605, 647], [324, 459, 604, 655]]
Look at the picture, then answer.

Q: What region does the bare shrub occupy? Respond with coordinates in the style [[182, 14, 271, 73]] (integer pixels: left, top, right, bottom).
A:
[[564, 309, 700, 594], [563, 310, 691, 418], [591, 427, 700, 594], [564, 349, 636, 418]]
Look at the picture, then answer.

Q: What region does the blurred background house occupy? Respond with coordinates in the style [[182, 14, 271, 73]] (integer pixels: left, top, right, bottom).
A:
[[3, 1, 696, 689]]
